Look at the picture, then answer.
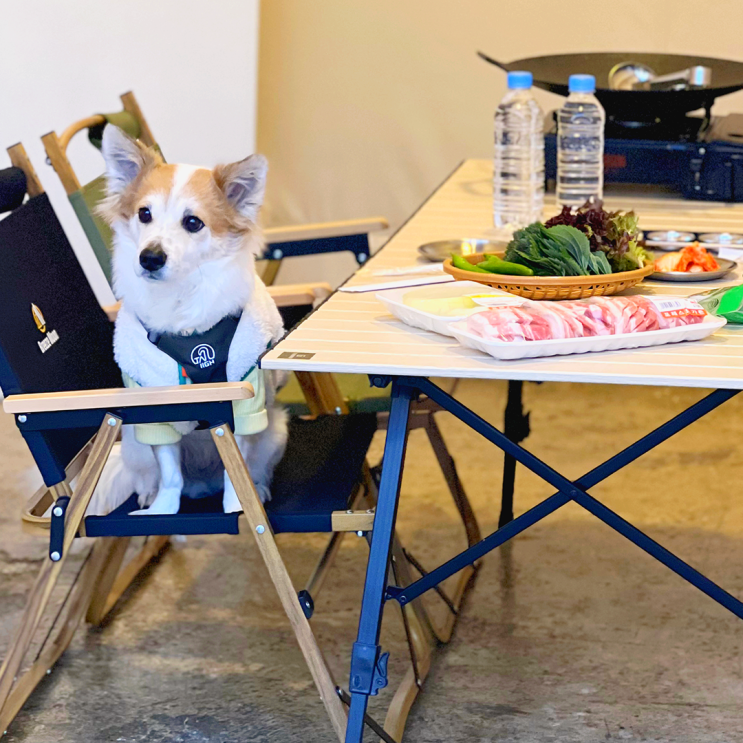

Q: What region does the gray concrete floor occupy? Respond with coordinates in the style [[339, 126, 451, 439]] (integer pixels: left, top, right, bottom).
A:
[[2, 380, 743, 742]]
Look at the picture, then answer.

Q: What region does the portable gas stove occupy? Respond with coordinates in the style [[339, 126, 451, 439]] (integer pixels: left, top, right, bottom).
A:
[[480, 52, 743, 202]]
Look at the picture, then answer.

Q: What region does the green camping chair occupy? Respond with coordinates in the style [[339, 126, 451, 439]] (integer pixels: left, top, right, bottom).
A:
[[42, 92, 159, 284]]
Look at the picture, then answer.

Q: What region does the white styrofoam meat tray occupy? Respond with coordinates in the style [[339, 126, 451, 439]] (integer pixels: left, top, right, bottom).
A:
[[375, 281, 521, 337], [448, 314, 727, 361]]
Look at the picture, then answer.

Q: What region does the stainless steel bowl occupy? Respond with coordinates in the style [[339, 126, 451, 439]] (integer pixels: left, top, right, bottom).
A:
[[644, 230, 698, 251], [699, 232, 743, 245], [418, 239, 507, 262], [645, 230, 696, 242]]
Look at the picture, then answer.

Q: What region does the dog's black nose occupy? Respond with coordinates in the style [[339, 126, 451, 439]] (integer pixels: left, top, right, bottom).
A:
[[139, 245, 167, 272]]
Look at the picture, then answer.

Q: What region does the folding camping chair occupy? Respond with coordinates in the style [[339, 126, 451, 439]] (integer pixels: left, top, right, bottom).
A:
[[42, 96, 482, 616], [0, 144, 472, 742]]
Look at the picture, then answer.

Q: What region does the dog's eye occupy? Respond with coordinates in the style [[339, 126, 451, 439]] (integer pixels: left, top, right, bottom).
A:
[[138, 207, 152, 224], [182, 215, 205, 234]]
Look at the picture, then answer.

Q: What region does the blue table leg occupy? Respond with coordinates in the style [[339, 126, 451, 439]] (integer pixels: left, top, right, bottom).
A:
[[346, 379, 414, 743]]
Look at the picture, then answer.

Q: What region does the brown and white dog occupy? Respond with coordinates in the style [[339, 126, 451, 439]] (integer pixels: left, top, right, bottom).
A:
[[88, 126, 287, 516]]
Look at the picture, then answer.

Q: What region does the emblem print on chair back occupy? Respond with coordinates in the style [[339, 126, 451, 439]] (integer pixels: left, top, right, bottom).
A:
[[0, 195, 121, 397], [0, 193, 122, 483], [31, 303, 60, 353]]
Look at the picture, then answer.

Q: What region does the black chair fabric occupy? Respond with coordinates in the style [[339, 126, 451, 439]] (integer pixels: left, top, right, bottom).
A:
[[278, 303, 314, 332], [0, 194, 122, 483], [268, 413, 377, 532], [0, 167, 27, 213], [84, 413, 378, 536]]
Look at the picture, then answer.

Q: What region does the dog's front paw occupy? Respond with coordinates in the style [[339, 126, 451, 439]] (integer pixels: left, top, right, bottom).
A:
[[131, 488, 181, 515], [222, 488, 242, 514], [256, 483, 271, 503]]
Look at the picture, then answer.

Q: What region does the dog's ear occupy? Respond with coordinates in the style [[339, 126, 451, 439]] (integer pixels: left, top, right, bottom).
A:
[[101, 125, 156, 194], [214, 154, 267, 223]]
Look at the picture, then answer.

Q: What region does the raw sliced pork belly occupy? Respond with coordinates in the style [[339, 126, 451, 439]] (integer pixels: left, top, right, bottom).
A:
[[466, 295, 705, 342]]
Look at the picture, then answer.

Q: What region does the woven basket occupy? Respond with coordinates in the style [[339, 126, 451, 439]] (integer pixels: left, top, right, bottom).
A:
[[443, 253, 654, 300]]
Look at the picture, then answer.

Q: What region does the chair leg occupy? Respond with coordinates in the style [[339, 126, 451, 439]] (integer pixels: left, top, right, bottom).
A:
[[424, 413, 481, 547], [499, 380, 530, 528], [304, 532, 345, 597], [85, 537, 131, 625], [86, 535, 171, 626], [259, 259, 282, 286], [304, 483, 370, 597], [421, 413, 480, 643], [0, 415, 121, 721], [0, 538, 119, 733], [383, 538, 434, 741], [212, 424, 347, 743]]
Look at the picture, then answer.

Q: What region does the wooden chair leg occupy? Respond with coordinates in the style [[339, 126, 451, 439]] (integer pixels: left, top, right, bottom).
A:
[[96, 536, 171, 624], [304, 484, 370, 597], [0, 538, 120, 733], [424, 413, 481, 548], [422, 413, 480, 644], [212, 425, 347, 743], [304, 531, 346, 598], [85, 537, 131, 625], [259, 259, 282, 286], [384, 538, 434, 740], [0, 415, 121, 716]]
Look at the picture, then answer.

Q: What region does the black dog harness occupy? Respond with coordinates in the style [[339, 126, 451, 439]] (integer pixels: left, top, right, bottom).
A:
[[124, 313, 272, 444], [147, 314, 242, 384]]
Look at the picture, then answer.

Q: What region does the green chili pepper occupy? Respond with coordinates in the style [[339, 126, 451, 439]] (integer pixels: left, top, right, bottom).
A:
[[479, 256, 534, 276], [451, 253, 491, 273]]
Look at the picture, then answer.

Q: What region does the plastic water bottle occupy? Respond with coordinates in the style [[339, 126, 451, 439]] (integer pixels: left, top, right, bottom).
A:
[[557, 74, 606, 208], [493, 71, 545, 231]]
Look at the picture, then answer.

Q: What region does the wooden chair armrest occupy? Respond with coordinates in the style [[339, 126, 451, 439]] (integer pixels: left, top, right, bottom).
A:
[[3, 381, 254, 414], [264, 217, 388, 244], [267, 282, 332, 307], [58, 115, 106, 153]]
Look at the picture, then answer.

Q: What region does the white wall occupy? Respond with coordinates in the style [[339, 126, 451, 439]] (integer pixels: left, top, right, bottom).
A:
[[0, 0, 260, 304], [257, 0, 743, 287]]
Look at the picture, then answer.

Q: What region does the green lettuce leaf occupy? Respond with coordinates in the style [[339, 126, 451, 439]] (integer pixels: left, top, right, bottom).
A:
[[504, 223, 612, 276]]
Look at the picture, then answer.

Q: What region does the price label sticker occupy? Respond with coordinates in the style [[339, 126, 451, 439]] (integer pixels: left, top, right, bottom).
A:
[[646, 297, 706, 319]]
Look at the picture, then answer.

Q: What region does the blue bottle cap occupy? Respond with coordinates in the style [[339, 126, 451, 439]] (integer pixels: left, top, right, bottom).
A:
[[507, 71, 533, 90], [569, 74, 596, 93]]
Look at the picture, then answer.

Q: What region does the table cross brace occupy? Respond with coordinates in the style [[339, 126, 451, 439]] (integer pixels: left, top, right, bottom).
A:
[[385, 378, 743, 619]]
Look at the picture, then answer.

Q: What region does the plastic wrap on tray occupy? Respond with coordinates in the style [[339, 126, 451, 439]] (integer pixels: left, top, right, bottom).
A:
[[466, 295, 706, 343]]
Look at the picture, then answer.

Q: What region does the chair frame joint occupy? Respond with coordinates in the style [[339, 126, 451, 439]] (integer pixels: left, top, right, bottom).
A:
[[297, 590, 314, 619], [49, 496, 69, 561]]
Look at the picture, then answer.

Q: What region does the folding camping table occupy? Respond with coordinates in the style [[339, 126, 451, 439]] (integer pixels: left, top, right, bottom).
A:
[[261, 160, 743, 742]]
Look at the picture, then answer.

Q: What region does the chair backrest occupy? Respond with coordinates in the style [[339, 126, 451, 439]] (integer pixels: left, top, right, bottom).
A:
[[42, 92, 160, 283], [0, 144, 122, 486], [40, 91, 388, 289]]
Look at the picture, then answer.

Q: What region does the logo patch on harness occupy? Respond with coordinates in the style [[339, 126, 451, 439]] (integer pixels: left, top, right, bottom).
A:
[[31, 303, 59, 354], [191, 343, 216, 369]]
